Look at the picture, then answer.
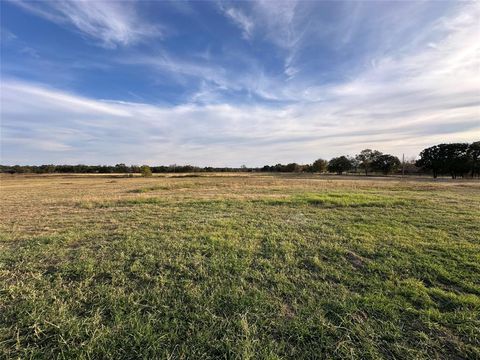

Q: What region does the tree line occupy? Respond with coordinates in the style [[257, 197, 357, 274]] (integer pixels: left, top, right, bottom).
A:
[[1, 141, 478, 178], [415, 142, 479, 179]]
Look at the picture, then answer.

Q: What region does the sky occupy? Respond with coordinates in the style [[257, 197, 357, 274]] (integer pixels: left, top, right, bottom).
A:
[[1, 0, 479, 166]]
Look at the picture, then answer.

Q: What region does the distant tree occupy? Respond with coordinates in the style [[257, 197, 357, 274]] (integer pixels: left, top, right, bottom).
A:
[[468, 141, 480, 178], [271, 164, 284, 172], [12, 165, 32, 174], [356, 149, 382, 176], [416, 143, 470, 178], [441, 143, 470, 179], [327, 156, 352, 175], [303, 164, 313, 172], [416, 145, 442, 178], [347, 156, 359, 173], [311, 158, 328, 173], [131, 165, 141, 174], [115, 163, 129, 173], [140, 165, 152, 177], [284, 163, 302, 172], [40, 164, 56, 174], [371, 154, 401, 175]]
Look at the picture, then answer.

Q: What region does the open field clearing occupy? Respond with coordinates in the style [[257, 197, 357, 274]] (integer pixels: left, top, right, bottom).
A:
[[1, 174, 479, 359]]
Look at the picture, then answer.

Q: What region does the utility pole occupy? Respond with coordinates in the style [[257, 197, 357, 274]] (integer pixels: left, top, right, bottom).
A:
[[402, 153, 405, 178]]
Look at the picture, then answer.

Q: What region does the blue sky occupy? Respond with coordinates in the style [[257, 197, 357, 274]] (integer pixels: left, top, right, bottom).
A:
[[1, 0, 479, 166]]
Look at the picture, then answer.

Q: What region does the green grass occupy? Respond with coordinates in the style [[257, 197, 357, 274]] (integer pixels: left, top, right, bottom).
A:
[[1, 174, 479, 359]]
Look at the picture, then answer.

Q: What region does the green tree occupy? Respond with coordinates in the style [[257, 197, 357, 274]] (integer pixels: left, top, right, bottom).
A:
[[441, 143, 470, 179], [311, 158, 328, 173], [284, 163, 302, 172], [327, 156, 352, 175], [416, 145, 442, 178], [371, 154, 401, 175], [355, 149, 382, 176], [416, 143, 470, 178], [468, 141, 480, 178], [140, 165, 152, 177], [115, 163, 129, 173]]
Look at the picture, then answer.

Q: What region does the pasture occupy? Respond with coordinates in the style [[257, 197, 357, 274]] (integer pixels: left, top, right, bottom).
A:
[[1, 173, 479, 359]]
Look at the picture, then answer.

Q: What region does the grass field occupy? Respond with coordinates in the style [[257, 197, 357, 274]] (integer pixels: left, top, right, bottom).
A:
[[1, 173, 479, 359]]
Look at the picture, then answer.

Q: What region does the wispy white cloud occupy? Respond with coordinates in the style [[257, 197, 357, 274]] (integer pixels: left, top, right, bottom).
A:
[[9, 0, 160, 47], [0, 27, 17, 42], [125, 52, 228, 87], [1, 27, 40, 58], [258, 1, 300, 46], [2, 1, 479, 165], [2, 71, 478, 166], [141, 0, 480, 110], [222, 6, 254, 39], [119, 50, 283, 103]]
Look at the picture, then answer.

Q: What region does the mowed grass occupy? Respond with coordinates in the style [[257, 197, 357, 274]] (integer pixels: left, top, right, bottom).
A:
[[0, 174, 479, 359]]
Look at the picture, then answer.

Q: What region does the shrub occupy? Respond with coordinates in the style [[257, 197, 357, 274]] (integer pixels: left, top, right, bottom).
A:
[[140, 165, 152, 177]]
